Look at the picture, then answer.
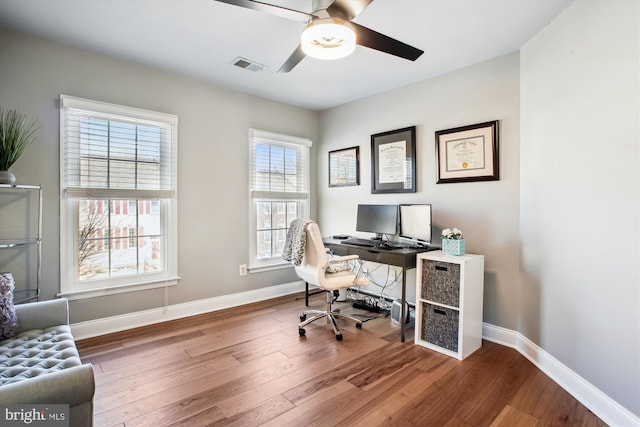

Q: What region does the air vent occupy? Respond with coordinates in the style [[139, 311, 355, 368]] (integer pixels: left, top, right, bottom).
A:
[[231, 57, 265, 72]]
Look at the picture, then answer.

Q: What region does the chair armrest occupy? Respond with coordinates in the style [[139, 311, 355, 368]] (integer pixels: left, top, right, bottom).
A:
[[0, 364, 95, 407], [329, 255, 360, 263], [14, 298, 69, 333]]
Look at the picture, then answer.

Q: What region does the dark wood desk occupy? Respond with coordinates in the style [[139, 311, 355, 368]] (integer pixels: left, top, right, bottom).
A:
[[323, 238, 436, 342]]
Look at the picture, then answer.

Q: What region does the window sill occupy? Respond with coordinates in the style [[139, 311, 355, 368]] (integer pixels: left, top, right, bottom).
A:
[[249, 262, 292, 274], [58, 276, 180, 301]]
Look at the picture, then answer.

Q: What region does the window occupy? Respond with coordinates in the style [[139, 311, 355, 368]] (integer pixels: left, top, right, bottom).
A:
[[249, 129, 311, 271], [60, 95, 178, 297], [128, 227, 136, 249]]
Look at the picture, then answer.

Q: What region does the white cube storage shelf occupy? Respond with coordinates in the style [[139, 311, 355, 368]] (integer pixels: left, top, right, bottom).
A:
[[415, 251, 484, 360]]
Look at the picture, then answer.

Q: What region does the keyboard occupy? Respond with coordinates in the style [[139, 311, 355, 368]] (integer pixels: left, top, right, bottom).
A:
[[341, 237, 376, 247], [378, 243, 406, 250]]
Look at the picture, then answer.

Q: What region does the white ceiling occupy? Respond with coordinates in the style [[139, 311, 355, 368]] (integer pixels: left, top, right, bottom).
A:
[[0, 0, 572, 111]]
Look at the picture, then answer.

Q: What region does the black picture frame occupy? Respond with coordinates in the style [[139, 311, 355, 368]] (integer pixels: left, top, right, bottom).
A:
[[371, 126, 416, 194], [435, 120, 499, 184], [328, 146, 360, 187]]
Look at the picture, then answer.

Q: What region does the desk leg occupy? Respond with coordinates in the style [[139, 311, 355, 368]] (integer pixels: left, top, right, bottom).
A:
[[401, 267, 407, 342], [305, 282, 309, 306], [400, 266, 416, 343], [305, 282, 324, 306]]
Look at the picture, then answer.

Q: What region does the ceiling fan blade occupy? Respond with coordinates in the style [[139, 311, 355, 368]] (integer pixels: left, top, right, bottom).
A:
[[278, 44, 306, 73], [326, 0, 373, 21], [213, 0, 312, 23], [352, 22, 423, 61]]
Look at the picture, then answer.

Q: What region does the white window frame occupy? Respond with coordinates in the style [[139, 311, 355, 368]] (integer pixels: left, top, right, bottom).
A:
[[249, 129, 311, 272], [59, 95, 179, 299]]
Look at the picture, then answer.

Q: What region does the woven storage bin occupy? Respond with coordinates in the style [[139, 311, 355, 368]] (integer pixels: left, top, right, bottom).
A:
[[421, 302, 459, 352], [421, 260, 460, 307]]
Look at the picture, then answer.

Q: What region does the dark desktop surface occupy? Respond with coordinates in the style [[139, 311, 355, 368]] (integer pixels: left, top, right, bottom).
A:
[[324, 237, 436, 270], [331, 235, 434, 252], [340, 237, 377, 247]]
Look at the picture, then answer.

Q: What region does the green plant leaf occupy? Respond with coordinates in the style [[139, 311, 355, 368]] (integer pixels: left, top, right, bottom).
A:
[[0, 108, 39, 171]]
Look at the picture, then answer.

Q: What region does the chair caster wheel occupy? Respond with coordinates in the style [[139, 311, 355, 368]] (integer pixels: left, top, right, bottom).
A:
[[332, 309, 341, 314], [300, 314, 307, 322], [356, 323, 362, 329], [336, 334, 343, 341], [299, 328, 306, 336]]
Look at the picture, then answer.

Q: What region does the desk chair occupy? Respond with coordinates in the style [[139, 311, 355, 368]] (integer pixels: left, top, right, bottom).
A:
[[285, 220, 369, 341]]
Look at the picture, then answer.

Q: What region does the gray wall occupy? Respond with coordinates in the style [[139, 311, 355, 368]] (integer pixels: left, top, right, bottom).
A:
[[0, 28, 318, 322], [519, 0, 639, 415], [318, 52, 521, 330], [316, 0, 639, 418]]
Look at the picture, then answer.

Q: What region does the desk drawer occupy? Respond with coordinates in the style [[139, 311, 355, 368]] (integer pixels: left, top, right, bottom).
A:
[[346, 247, 409, 267], [328, 245, 349, 257]]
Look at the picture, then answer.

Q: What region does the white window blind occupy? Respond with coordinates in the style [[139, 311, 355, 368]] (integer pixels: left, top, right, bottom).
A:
[[249, 129, 311, 270], [250, 129, 311, 198], [61, 95, 177, 200]]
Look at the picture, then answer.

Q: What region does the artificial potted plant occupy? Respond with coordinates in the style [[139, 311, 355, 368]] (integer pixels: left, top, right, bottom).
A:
[[0, 108, 39, 185]]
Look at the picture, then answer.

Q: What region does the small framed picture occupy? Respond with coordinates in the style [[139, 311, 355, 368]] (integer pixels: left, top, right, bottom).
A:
[[329, 146, 360, 187], [435, 120, 499, 184], [371, 126, 416, 194]]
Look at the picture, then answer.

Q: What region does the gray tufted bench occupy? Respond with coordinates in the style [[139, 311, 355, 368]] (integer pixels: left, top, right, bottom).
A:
[[0, 325, 82, 384], [0, 298, 95, 427]]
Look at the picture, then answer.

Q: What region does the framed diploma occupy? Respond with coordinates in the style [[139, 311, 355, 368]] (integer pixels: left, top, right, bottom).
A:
[[435, 120, 499, 184], [329, 146, 360, 187], [371, 126, 416, 194]]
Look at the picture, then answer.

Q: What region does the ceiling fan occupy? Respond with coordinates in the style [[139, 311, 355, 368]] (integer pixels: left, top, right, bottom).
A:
[[214, 0, 424, 73]]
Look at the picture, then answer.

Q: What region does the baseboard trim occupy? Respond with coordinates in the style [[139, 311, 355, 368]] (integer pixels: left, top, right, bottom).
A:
[[482, 323, 639, 427], [71, 280, 305, 340]]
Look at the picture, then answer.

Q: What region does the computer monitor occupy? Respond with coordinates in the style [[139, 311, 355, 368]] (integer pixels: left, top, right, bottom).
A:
[[355, 204, 398, 239], [399, 204, 432, 246]]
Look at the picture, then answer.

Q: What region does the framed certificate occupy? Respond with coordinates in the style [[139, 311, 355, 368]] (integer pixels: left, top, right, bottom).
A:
[[328, 146, 360, 187], [435, 120, 499, 184], [371, 126, 416, 194]]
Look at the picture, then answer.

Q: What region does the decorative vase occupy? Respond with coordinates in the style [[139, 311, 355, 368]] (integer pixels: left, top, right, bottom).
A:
[[442, 238, 465, 256], [0, 171, 16, 185]]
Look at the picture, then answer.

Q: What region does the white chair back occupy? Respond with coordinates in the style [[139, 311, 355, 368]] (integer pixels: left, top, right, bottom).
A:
[[294, 222, 327, 287]]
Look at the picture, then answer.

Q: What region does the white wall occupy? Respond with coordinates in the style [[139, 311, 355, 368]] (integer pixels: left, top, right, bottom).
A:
[[520, 0, 639, 416], [0, 28, 318, 322], [318, 52, 521, 329]]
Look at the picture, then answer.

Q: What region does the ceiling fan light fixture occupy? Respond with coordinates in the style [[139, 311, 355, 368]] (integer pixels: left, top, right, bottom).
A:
[[301, 18, 356, 60]]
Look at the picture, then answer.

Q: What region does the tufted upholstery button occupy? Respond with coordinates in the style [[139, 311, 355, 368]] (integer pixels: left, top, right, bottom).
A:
[[0, 325, 81, 385]]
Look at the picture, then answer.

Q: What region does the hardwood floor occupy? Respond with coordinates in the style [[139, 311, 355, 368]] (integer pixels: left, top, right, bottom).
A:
[[77, 293, 607, 427]]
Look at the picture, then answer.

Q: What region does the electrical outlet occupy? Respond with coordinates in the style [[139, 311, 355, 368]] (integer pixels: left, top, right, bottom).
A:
[[239, 264, 247, 276], [388, 266, 396, 283]]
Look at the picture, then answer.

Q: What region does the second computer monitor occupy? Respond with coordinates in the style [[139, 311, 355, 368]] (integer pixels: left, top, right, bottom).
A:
[[399, 204, 432, 245], [356, 204, 398, 239]]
